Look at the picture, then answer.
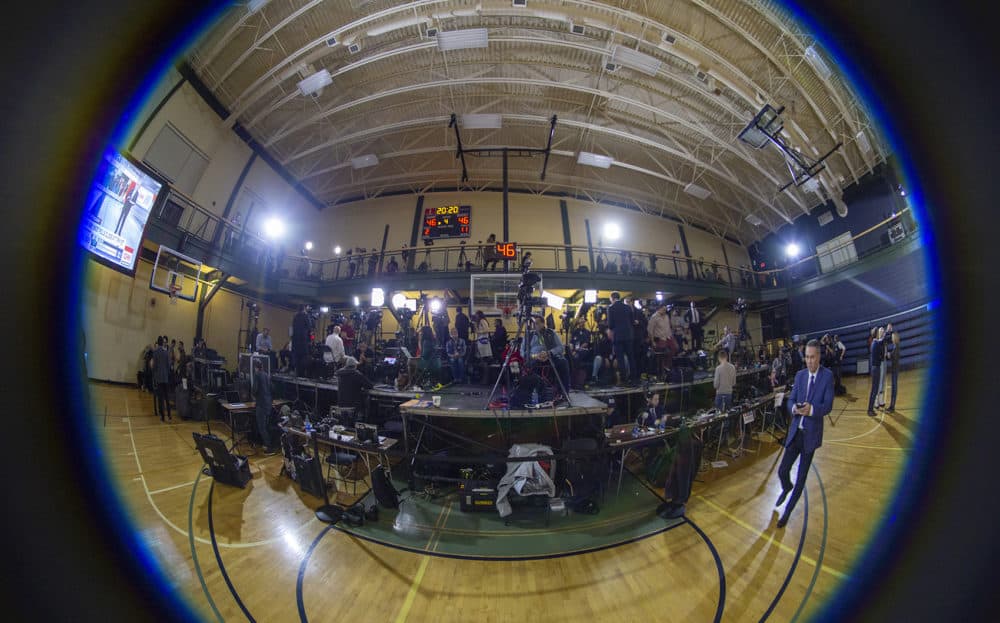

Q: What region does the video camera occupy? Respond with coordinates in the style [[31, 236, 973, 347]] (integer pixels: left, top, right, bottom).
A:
[[516, 271, 542, 305]]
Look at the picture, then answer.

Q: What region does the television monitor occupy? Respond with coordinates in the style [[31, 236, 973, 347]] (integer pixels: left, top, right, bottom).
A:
[[80, 149, 165, 275]]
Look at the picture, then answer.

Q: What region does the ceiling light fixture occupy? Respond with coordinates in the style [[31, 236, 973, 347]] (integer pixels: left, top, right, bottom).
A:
[[460, 113, 502, 129], [437, 28, 488, 51], [297, 69, 332, 96], [683, 182, 711, 200], [610, 45, 662, 76], [350, 154, 379, 169], [577, 151, 614, 168]]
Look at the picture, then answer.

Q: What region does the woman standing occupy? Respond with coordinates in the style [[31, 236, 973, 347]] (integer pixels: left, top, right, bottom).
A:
[[887, 330, 901, 412]]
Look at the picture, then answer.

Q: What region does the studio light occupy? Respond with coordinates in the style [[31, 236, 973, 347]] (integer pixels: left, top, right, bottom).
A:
[[584, 289, 597, 303], [353, 296, 360, 307], [429, 298, 443, 314], [541, 290, 564, 310], [319, 306, 330, 314], [633, 300, 643, 310], [785, 243, 801, 258], [304, 241, 313, 251], [603, 222, 621, 241], [371, 287, 385, 307], [334, 245, 342, 255], [655, 292, 664, 301], [263, 217, 285, 239], [391, 293, 407, 309]]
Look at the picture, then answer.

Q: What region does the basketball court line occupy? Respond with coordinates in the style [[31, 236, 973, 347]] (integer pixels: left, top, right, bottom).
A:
[[126, 413, 316, 549], [694, 494, 847, 580]]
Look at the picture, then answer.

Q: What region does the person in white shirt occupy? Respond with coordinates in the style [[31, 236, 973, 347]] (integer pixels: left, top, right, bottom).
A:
[[325, 325, 346, 364]]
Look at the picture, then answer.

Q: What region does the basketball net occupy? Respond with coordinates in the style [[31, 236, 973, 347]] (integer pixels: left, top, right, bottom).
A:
[[169, 284, 181, 305]]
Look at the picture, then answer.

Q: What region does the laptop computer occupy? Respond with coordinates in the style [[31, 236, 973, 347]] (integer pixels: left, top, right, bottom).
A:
[[607, 424, 635, 441], [224, 390, 241, 404]]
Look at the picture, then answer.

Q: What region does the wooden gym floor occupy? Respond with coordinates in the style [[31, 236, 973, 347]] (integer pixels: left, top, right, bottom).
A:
[[89, 370, 920, 622]]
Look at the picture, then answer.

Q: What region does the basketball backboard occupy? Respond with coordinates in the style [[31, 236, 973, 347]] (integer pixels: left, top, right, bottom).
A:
[[149, 245, 202, 302]]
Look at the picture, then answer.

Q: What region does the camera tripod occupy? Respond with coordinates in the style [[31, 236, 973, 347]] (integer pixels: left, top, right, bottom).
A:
[[483, 300, 573, 411]]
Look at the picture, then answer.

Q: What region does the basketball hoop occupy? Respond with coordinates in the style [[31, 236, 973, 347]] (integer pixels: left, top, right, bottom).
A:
[[502, 306, 512, 319], [168, 284, 181, 305]]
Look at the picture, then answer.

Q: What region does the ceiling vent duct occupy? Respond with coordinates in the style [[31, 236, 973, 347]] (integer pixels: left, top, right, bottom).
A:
[[437, 28, 489, 51]]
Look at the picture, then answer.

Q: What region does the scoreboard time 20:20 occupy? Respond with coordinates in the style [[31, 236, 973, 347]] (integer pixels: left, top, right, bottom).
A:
[[422, 205, 471, 241]]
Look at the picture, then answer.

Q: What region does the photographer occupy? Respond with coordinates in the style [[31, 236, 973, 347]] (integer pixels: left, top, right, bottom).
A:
[[521, 314, 571, 396], [735, 297, 749, 342], [592, 327, 613, 385], [490, 319, 508, 361], [354, 341, 374, 379]]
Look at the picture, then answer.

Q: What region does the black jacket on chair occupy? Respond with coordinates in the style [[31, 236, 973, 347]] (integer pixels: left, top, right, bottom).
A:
[[336, 368, 373, 412]]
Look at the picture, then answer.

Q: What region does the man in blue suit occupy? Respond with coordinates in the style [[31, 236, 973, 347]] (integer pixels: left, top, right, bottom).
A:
[[775, 339, 834, 528]]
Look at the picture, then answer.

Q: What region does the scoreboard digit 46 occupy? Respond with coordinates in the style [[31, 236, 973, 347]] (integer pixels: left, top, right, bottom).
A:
[[423, 205, 471, 240]]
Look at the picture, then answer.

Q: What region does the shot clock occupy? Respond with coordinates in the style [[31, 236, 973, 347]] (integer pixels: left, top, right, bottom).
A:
[[495, 242, 518, 259], [422, 205, 471, 240]]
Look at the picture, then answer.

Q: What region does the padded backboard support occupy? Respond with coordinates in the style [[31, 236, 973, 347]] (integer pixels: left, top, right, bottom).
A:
[[150, 245, 202, 302]]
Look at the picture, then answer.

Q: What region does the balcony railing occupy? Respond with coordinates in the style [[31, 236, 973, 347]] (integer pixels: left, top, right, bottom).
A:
[[149, 188, 918, 292]]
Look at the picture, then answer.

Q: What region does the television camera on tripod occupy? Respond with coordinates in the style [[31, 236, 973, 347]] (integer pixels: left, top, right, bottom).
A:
[[484, 267, 572, 410]]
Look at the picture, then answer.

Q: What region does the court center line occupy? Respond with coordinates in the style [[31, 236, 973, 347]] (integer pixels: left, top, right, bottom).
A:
[[393, 556, 430, 623], [150, 480, 197, 495], [825, 441, 909, 451], [694, 494, 847, 580]]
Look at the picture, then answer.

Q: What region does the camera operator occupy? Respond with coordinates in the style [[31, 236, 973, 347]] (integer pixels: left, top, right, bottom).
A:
[[432, 305, 450, 349], [521, 313, 571, 396], [483, 234, 500, 271], [354, 341, 374, 379], [291, 305, 312, 377], [521, 251, 533, 273], [254, 327, 277, 371], [341, 317, 356, 353], [647, 304, 677, 375], [386, 255, 399, 274], [445, 327, 468, 384], [685, 301, 704, 351], [336, 356, 373, 420], [592, 327, 613, 385], [324, 325, 346, 365], [607, 292, 636, 385], [417, 326, 441, 383]]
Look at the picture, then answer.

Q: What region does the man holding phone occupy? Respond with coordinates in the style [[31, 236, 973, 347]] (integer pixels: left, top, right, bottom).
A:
[[775, 339, 834, 528]]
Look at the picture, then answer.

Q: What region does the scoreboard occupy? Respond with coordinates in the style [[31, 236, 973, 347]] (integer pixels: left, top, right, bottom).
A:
[[423, 205, 471, 241]]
